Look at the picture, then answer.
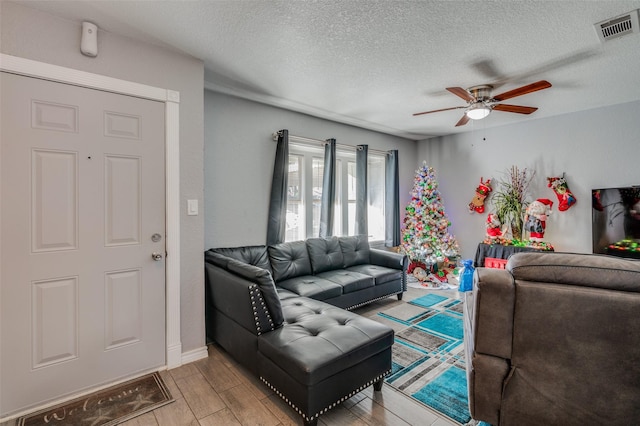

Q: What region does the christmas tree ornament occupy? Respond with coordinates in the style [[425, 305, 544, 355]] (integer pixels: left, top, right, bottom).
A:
[[469, 177, 492, 214], [524, 199, 553, 241], [547, 175, 576, 211]]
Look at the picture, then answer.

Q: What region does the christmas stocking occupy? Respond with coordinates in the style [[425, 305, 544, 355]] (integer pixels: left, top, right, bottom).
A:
[[468, 177, 492, 214], [547, 176, 577, 211]]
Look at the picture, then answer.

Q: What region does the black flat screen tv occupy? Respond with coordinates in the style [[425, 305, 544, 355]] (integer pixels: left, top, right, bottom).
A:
[[592, 186, 640, 259]]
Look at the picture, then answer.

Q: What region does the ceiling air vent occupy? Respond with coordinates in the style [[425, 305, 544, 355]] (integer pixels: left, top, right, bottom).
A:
[[594, 9, 640, 42]]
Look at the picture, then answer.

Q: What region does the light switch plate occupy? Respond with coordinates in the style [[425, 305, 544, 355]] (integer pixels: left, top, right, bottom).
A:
[[187, 199, 198, 216]]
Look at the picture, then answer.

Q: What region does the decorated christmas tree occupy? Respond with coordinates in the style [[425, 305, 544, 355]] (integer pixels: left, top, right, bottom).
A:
[[401, 163, 460, 275]]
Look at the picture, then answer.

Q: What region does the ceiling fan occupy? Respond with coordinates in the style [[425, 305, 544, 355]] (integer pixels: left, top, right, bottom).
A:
[[413, 80, 552, 127]]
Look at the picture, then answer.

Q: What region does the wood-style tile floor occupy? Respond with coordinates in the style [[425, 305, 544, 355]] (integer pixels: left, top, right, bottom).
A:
[[121, 287, 460, 426], [3, 288, 462, 426]]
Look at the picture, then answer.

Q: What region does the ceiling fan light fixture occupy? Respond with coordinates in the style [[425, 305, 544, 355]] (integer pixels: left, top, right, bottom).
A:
[[465, 103, 491, 120]]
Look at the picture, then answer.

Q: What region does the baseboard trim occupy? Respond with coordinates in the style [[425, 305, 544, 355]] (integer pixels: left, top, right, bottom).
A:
[[181, 346, 209, 365], [167, 342, 183, 369], [0, 345, 206, 422]]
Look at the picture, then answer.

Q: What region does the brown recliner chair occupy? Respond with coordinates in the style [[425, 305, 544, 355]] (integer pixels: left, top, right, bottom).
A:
[[468, 252, 640, 426]]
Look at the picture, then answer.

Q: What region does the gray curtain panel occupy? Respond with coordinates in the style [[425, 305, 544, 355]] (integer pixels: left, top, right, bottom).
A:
[[355, 144, 368, 236], [385, 150, 400, 247], [266, 129, 289, 245], [319, 139, 336, 238]]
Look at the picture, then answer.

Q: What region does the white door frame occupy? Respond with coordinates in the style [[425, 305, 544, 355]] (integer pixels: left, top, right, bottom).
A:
[[0, 54, 182, 370]]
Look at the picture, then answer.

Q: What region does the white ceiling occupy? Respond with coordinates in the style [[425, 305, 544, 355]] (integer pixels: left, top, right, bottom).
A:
[[17, 0, 640, 140]]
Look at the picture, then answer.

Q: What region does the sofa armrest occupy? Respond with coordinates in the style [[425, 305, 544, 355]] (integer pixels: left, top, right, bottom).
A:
[[469, 353, 510, 425], [473, 267, 515, 360], [469, 268, 515, 425], [206, 251, 284, 328], [369, 248, 408, 271], [205, 263, 282, 335], [370, 249, 408, 292]]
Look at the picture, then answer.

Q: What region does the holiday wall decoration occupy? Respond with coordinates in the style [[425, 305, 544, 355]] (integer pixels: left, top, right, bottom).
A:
[[400, 163, 460, 280], [547, 175, 577, 211], [469, 177, 492, 213]]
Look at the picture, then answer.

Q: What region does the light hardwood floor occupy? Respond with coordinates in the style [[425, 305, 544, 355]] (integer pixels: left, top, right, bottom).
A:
[[3, 288, 462, 426]]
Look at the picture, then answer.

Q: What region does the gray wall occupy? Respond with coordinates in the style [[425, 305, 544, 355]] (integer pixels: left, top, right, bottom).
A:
[[204, 90, 418, 249], [417, 100, 640, 260], [1, 2, 206, 353]]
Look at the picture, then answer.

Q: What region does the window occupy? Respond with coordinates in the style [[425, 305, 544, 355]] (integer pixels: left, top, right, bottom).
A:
[[367, 155, 386, 242], [286, 155, 304, 242], [311, 157, 323, 237], [286, 143, 385, 242], [346, 160, 357, 236]]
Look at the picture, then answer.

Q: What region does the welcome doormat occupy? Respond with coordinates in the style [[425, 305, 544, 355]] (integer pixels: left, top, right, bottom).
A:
[[375, 293, 475, 424], [17, 372, 174, 426]]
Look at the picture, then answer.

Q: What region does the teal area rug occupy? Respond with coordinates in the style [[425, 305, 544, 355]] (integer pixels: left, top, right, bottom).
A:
[[375, 293, 490, 425]]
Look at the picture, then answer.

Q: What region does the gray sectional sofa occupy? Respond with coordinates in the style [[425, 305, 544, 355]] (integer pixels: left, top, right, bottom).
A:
[[204, 235, 407, 425]]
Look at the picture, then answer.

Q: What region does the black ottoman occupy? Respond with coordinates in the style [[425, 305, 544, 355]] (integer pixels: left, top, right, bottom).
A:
[[257, 297, 394, 426]]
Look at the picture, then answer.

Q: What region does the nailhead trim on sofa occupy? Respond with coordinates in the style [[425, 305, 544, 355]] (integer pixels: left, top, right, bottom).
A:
[[260, 369, 391, 423], [346, 291, 403, 310], [249, 284, 275, 335]]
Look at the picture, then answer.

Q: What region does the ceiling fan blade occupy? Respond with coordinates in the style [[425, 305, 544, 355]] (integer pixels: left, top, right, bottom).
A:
[[446, 87, 475, 102], [413, 106, 466, 116], [492, 80, 552, 101], [470, 49, 597, 89], [471, 59, 506, 82], [492, 104, 538, 114], [455, 114, 470, 127]]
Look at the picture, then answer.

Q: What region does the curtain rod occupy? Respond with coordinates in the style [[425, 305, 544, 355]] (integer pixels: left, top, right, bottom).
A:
[[271, 131, 390, 156]]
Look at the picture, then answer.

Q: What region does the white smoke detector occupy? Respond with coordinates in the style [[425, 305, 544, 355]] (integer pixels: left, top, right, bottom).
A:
[[594, 9, 640, 42]]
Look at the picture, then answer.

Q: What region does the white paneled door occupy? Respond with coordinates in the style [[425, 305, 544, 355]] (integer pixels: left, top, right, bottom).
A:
[[0, 72, 166, 416]]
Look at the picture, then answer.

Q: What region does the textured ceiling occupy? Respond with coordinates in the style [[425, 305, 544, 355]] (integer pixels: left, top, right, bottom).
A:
[[16, 0, 640, 140]]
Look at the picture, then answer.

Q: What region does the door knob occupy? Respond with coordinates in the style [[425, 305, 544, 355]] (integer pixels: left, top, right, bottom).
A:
[[151, 252, 163, 261]]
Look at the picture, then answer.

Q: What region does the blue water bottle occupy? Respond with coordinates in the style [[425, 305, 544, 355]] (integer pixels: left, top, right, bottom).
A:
[[459, 259, 475, 292]]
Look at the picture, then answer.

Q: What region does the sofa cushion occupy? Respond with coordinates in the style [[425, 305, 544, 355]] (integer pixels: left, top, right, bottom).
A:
[[306, 237, 344, 274], [277, 275, 343, 301], [258, 297, 394, 385], [276, 287, 300, 301], [211, 245, 272, 273], [225, 258, 284, 328], [317, 270, 374, 294], [339, 235, 370, 267], [268, 241, 313, 282], [346, 264, 402, 285]]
